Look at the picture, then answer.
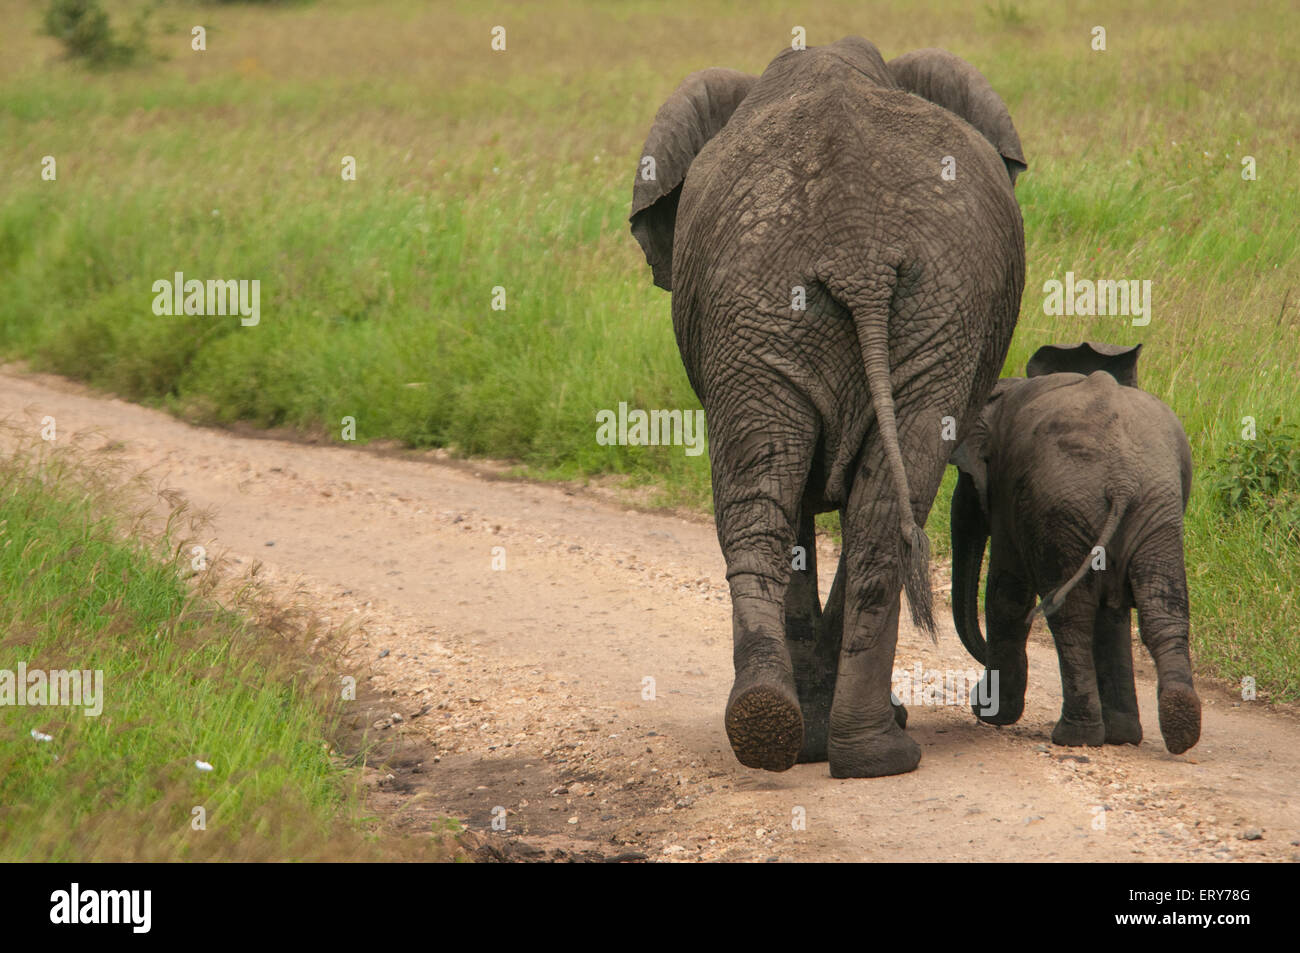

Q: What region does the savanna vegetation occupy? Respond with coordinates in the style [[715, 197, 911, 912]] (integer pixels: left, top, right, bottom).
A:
[[0, 428, 463, 859], [1, 0, 1295, 700]]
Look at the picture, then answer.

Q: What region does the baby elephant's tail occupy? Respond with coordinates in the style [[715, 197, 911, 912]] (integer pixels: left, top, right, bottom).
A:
[[1027, 495, 1130, 622]]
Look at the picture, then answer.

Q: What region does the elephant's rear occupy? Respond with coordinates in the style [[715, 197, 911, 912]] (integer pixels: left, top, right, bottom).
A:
[[671, 53, 1025, 506], [1013, 374, 1192, 615]]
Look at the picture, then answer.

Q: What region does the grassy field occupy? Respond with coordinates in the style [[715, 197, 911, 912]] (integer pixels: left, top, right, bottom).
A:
[[0, 430, 461, 859], [1, 0, 1296, 699]]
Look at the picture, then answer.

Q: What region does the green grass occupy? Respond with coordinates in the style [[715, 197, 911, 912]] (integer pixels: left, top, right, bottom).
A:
[[0, 431, 461, 860], [1, 0, 1296, 698]]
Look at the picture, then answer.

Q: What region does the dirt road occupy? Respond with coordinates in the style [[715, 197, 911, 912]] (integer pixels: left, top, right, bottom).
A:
[[3, 366, 1297, 862]]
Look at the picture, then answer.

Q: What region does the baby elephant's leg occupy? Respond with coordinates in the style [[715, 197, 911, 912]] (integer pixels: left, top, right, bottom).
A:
[[1092, 604, 1142, 745], [1046, 594, 1106, 746], [1130, 522, 1201, 755], [974, 545, 1035, 725]]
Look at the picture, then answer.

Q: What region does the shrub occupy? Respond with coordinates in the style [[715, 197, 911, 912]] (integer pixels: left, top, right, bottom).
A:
[[1210, 423, 1300, 543], [42, 0, 149, 66]]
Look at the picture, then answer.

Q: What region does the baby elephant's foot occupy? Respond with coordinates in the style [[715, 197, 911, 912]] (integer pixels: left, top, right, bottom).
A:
[[1103, 710, 1143, 745], [828, 722, 921, 778], [891, 693, 908, 730], [726, 666, 803, 772], [971, 673, 1021, 725], [1052, 717, 1106, 747], [1157, 684, 1201, 754]]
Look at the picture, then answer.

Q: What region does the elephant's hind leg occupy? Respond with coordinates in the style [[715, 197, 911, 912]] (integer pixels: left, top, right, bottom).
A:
[[826, 471, 928, 778], [974, 548, 1035, 725], [1045, 593, 1106, 746], [1092, 604, 1142, 745], [711, 405, 818, 772], [797, 550, 908, 764], [1130, 522, 1201, 754]]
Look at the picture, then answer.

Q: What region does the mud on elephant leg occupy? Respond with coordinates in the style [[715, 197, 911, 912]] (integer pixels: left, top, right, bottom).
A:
[[1045, 593, 1106, 746], [1130, 530, 1201, 754], [974, 548, 1034, 725], [1092, 604, 1142, 745]]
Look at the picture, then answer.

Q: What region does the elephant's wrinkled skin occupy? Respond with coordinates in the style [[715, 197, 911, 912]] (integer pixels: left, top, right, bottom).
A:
[[629, 37, 1027, 777], [950, 342, 1201, 754]]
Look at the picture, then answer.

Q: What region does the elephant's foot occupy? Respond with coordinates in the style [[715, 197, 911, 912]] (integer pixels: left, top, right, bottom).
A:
[[797, 695, 905, 763], [1051, 716, 1105, 747], [725, 666, 803, 772], [891, 695, 908, 730], [971, 673, 1022, 726], [973, 700, 1021, 726], [1102, 710, 1143, 745], [827, 723, 921, 778], [1157, 684, 1201, 754]]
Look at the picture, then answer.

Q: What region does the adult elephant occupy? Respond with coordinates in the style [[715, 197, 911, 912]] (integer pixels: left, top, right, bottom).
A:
[[628, 37, 1027, 777]]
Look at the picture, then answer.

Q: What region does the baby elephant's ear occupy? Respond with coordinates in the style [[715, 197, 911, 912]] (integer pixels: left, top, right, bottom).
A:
[[888, 48, 1027, 186], [629, 68, 756, 292], [948, 378, 1015, 514], [1026, 342, 1142, 387]]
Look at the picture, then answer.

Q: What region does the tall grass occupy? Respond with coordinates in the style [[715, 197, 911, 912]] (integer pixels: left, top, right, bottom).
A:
[[0, 0, 1295, 697]]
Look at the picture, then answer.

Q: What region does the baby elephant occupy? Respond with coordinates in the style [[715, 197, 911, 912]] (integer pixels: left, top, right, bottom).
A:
[[949, 342, 1201, 753]]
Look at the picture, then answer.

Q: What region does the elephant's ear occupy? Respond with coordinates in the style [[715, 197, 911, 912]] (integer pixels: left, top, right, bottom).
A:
[[1026, 342, 1141, 387], [949, 379, 1016, 514], [629, 68, 756, 291], [948, 439, 989, 517], [888, 48, 1027, 186]]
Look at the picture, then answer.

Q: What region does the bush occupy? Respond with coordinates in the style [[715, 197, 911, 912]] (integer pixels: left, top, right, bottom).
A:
[[42, 0, 148, 66], [1210, 423, 1300, 543]]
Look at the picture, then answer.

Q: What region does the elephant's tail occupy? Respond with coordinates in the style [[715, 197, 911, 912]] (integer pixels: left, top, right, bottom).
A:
[[1027, 494, 1130, 622], [839, 261, 937, 641]]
